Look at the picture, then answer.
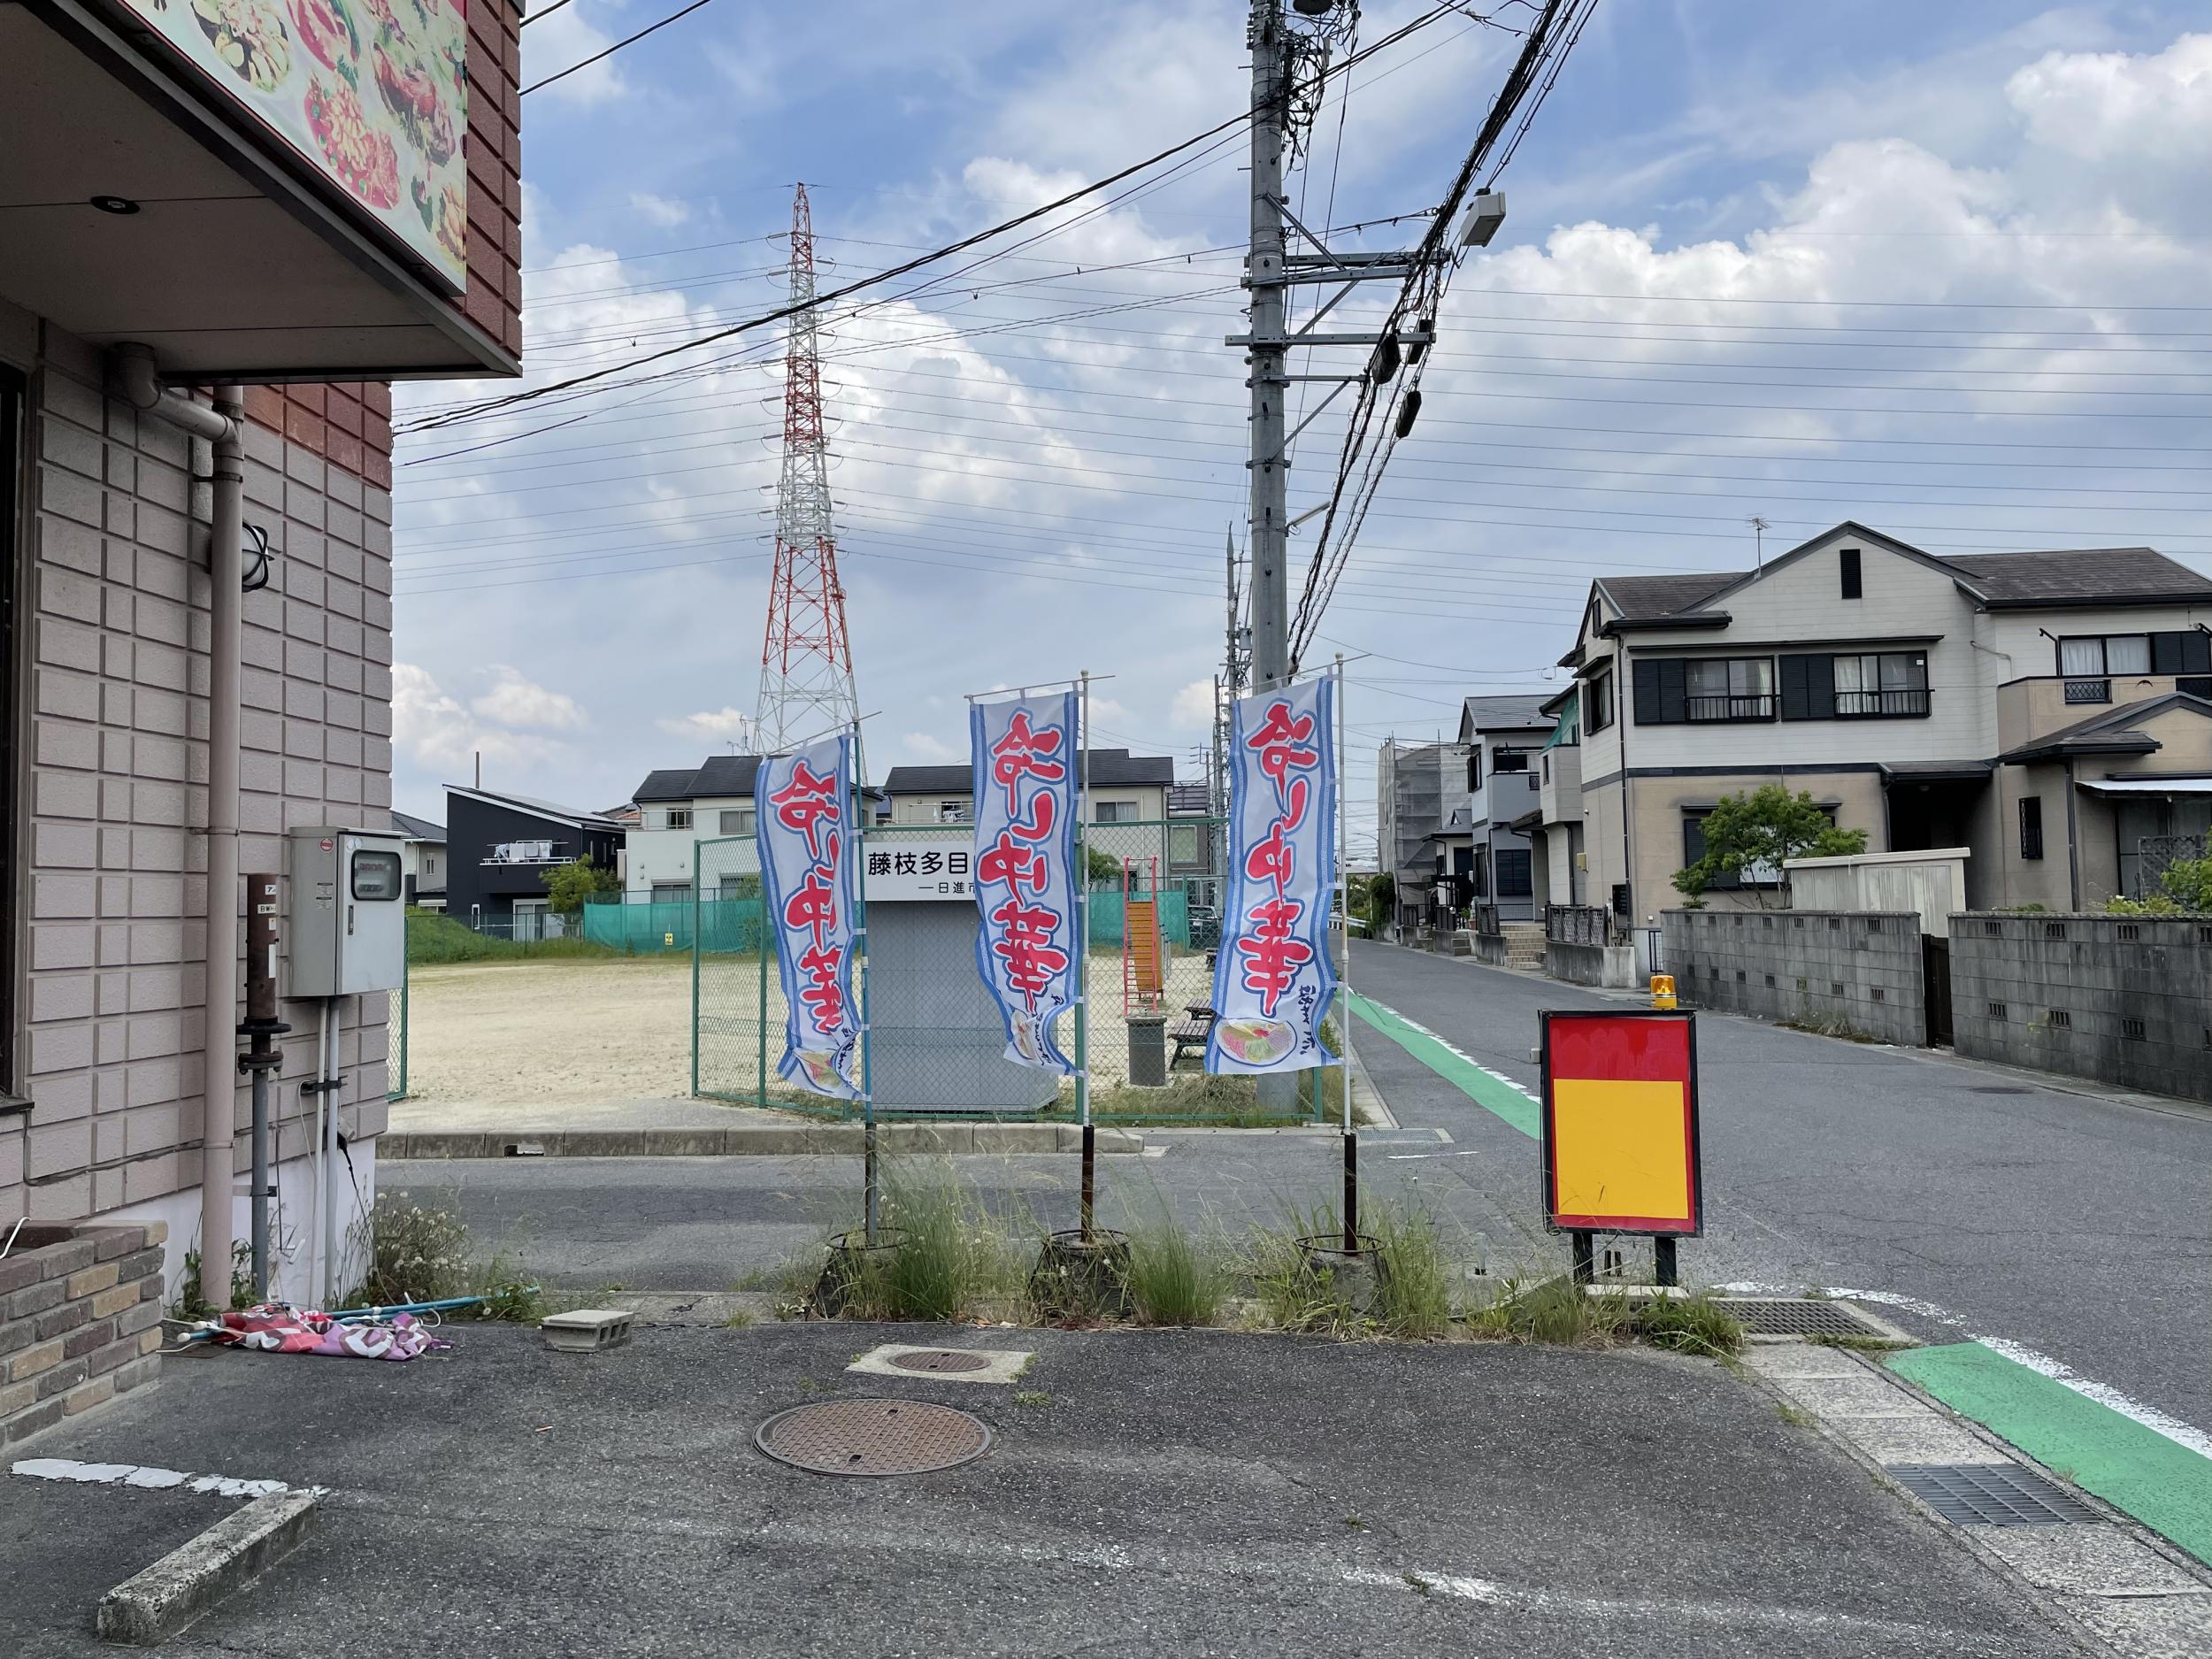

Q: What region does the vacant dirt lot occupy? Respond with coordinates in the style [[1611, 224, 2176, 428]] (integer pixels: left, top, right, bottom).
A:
[[406, 957, 695, 1106]]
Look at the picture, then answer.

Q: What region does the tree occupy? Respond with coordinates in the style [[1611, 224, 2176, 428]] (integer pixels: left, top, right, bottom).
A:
[[2107, 855, 2212, 915], [1672, 785, 1867, 906], [1366, 872, 1395, 930], [1086, 845, 1122, 885], [544, 856, 619, 914]]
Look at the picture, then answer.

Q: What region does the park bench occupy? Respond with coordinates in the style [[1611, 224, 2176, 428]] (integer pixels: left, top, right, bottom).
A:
[[1169, 1003, 1216, 1070]]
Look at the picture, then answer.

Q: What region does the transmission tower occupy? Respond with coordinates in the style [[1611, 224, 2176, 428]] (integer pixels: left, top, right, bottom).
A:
[[756, 182, 859, 754]]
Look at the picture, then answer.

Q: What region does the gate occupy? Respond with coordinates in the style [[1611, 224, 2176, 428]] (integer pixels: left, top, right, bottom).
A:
[[1922, 934, 1953, 1047]]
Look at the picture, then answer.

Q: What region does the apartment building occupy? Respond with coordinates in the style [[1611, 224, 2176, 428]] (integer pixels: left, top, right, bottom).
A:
[[1375, 738, 1469, 931], [1550, 522, 2212, 923], [3, 0, 526, 1333], [1455, 695, 1552, 921]]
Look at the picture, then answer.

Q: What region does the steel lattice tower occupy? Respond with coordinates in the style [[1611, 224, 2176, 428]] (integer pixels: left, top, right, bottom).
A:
[[756, 182, 858, 753]]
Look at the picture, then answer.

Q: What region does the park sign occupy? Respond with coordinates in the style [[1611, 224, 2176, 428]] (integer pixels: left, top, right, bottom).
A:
[[970, 692, 1081, 1073], [1209, 676, 1339, 1076], [756, 734, 862, 1100], [1540, 1010, 1702, 1236]]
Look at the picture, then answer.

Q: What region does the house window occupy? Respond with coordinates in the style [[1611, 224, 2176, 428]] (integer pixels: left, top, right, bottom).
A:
[[1095, 801, 1139, 824], [935, 800, 972, 824], [2059, 634, 2151, 676], [1466, 750, 1481, 791], [423, 852, 440, 879], [1585, 669, 1613, 733], [2018, 797, 2044, 861], [1492, 749, 1529, 773], [651, 880, 691, 901], [719, 807, 756, 836], [2150, 630, 2212, 675], [1832, 652, 1929, 717], [1633, 657, 1775, 724], [1839, 548, 1862, 600], [1494, 849, 1532, 897], [664, 807, 693, 830]]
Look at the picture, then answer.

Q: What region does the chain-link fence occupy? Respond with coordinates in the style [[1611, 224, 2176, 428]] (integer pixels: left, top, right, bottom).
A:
[[690, 818, 1334, 1126], [381, 962, 409, 1102]]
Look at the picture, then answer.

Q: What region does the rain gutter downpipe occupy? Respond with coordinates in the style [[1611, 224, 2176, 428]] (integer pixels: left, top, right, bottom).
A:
[[113, 345, 244, 1302]]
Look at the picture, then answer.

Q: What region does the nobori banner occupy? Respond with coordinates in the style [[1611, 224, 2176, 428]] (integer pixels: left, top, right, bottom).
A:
[[970, 693, 1081, 1072], [1209, 677, 1338, 1074], [756, 735, 862, 1100]]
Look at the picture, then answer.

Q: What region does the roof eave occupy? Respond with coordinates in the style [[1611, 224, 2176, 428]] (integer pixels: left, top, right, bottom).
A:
[[1602, 612, 1733, 635], [1978, 592, 2212, 612]]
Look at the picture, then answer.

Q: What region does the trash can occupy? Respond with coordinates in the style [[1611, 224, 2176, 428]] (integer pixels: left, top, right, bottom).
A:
[[1125, 1013, 1169, 1087]]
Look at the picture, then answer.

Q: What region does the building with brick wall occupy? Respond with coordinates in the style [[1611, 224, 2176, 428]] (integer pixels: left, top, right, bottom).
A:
[[2, 0, 526, 1373]]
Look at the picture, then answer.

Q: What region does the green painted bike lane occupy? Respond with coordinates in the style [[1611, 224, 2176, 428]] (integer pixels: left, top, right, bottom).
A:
[[1348, 987, 2212, 1567]]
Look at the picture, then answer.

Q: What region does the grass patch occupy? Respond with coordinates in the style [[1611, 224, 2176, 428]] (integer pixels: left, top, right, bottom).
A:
[[815, 1168, 1022, 1322], [1064, 1071, 1309, 1127], [1776, 1402, 1816, 1428], [1470, 1278, 1743, 1355], [1370, 1204, 1454, 1340], [1805, 1331, 1916, 1353], [1125, 1208, 1228, 1327], [1630, 1291, 1744, 1358], [346, 1192, 551, 1322], [1013, 1390, 1052, 1408], [406, 907, 626, 966]]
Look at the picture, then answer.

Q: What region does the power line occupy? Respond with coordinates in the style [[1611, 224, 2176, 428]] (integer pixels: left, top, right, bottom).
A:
[[522, 0, 720, 96]]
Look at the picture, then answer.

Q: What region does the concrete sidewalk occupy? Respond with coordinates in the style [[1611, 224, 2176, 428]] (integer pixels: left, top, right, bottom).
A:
[[3, 1322, 2124, 1657]]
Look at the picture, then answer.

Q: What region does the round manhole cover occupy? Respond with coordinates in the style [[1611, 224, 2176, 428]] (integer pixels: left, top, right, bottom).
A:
[[887, 1348, 994, 1375], [757, 1399, 992, 1477]]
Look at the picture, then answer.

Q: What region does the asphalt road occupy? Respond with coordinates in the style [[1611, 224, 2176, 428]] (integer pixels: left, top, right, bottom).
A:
[[8, 1323, 2092, 1658], [1344, 941, 2212, 1441]]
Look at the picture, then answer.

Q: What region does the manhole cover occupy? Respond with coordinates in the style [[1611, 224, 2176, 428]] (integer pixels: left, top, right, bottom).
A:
[[1716, 1299, 1891, 1338], [886, 1348, 994, 1375], [756, 1399, 992, 1477], [1893, 1463, 2102, 1526]]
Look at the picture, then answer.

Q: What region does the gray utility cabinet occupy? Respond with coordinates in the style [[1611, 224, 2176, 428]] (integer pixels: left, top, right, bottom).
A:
[[287, 827, 408, 997], [866, 899, 1059, 1114]]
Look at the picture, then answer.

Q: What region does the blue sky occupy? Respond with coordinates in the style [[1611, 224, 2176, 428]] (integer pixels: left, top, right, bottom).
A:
[[388, 2, 2212, 851]]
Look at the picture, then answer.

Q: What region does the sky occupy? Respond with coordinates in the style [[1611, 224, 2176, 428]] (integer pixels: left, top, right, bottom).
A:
[[388, 1, 2212, 856]]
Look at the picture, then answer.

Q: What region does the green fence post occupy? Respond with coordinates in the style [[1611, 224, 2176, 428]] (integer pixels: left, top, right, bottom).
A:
[[690, 864, 701, 1098], [757, 904, 769, 1110]]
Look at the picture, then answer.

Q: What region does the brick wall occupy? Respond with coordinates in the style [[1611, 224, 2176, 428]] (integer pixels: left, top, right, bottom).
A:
[[1950, 913, 2212, 1102], [1662, 908, 1926, 1047], [465, 0, 526, 360], [2, 324, 396, 1283], [0, 1219, 166, 1448]]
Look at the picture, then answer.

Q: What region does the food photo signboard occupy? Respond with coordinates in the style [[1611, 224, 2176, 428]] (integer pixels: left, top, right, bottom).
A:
[[116, 0, 470, 288]]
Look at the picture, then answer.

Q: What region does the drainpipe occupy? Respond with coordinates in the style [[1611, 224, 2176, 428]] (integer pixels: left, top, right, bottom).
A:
[[112, 346, 243, 1300]]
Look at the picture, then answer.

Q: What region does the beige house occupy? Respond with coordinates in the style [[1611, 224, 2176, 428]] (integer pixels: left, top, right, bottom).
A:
[[1544, 522, 2212, 923]]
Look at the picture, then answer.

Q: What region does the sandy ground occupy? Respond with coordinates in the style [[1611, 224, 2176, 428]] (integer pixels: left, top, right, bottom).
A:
[[404, 957, 696, 1107]]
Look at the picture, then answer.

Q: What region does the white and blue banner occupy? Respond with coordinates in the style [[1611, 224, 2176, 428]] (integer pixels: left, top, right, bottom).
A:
[[1209, 677, 1339, 1075], [971, 692, 1081, 1071], [756, 734, 862, 1099]]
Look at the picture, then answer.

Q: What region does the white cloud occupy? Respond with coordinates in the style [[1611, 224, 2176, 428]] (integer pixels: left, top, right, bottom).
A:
[[394, 664, 580, 780], [2007, 33, 2212, 161], [659, 707, 757, 746], [902, 732, 958, 763], [1170, 680, 1217, 729], [630, 192, 692, 227], [523, 8, 628, 108], [472, 666, 588, 731]]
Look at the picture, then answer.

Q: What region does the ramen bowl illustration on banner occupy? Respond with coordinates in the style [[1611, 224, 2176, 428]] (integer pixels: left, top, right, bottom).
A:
[[1216, 1018, 1298, 1068], [794, 1048, 853, 1095]]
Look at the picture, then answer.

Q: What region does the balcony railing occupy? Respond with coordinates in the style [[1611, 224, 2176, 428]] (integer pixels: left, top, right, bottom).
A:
[[2062, 677, 2111, 705], [1545, 903, 1619, 947], [1834, 688, 1932, 718], [1686, 694, 1775, 722]]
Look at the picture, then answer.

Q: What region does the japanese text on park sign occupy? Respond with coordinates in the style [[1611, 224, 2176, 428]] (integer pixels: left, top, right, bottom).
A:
[[755, 734, 862, 1099], [970, 693, 1081, 1072], [1209, 678, 1339, 1075]]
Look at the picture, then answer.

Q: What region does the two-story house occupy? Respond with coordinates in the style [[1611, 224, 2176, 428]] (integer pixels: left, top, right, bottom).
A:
[[626, 756, 764, 901], [442, 787, 626, 940], [1558, 521, 2212, 920], [884, 749, 1172, 826], [1456, 695, 1553, 921], [391, 811, 448, 911]]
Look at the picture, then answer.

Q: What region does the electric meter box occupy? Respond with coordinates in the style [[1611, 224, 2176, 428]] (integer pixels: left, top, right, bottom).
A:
[[288, 826, 407, 997]]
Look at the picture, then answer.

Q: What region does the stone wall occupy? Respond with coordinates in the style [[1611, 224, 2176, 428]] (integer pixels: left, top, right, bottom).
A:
[[0, 1218, 166, 1448], [1544, 940, 1639, 989], [1662, 909, 1925, 1046], [1950, 913, 2212, 1102]]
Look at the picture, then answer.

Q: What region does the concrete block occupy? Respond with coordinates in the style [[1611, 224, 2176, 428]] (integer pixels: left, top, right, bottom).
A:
[[541, 1309, 634, 1352], [96, 1488, 318, 1646]]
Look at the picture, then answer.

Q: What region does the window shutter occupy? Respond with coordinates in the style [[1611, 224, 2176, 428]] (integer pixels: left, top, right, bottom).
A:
[[1632, 658, 1661, 724], [1779, 655, 1809, 719], [2152, 632, 2185, 674], [1658, 658, 1688, 724], [2188, 633, 2212, 674], [1806, 654, 1833, 717]]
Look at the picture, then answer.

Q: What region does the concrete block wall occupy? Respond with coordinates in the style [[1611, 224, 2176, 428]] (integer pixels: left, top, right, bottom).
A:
[[4, 323, 396, 1293], [0, 1219, 166, 1448], [1544, 940, 1640, 989], [1950, 914, 2212, 1103], [1662, 909, 1926, 1046]]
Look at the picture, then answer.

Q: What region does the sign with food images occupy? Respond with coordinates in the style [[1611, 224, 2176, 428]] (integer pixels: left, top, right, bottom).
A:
[[970, 693, 1082, 1074], [756, 734, 864, 1102], [1208, 677, 1339, 1076], [118, 0, 470, 289]]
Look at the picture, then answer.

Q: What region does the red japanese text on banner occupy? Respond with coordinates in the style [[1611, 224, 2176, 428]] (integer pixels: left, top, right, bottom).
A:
[[970, 693, 1081, 1072], [755, 734, 861, 1099], [1208, 677, 1338, 1074]]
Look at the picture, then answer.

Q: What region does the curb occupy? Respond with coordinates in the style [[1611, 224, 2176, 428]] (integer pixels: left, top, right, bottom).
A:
[[382, 1123, 1147, 1159], [96, 1487, 318, 1646]]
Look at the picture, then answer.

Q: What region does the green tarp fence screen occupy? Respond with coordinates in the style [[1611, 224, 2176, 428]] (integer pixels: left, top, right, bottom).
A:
[[584, 897, 765, 954]]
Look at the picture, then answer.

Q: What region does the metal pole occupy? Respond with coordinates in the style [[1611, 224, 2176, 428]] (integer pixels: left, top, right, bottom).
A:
[[239, 874, 286, 1301], [689, 853, 701, 1099], [319, 998, 340, 1306], [1075, 671, 1094, 1239], [199, 386, 245, 1303], [849, 723, 877, 1241], [1335, 657, 1356, 1248], [1247, 0, 1289, 690], [1655, 1235, 1678, 1289]]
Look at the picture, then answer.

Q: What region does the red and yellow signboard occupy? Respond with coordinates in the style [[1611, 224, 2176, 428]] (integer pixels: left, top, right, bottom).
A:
[[1540, 1010, 1701, 1236]]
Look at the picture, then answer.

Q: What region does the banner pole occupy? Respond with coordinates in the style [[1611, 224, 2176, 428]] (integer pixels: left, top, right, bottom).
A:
[[1076, 669, 1094, 1241], [1336, 655, 1356, 1250], [851, 722, 878, 1244]]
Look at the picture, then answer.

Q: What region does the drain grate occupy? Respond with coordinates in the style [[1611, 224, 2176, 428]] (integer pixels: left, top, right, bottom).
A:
[[756, 1399, 992, 1478], [1893, 1463, 2102, 1526], [887, 1348, 994, 1375], [1715, 1298, 1891, 1338]]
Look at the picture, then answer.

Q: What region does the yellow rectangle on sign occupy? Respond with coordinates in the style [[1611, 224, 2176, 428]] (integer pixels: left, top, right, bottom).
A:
[[1550, 1078, 1692, 1226]]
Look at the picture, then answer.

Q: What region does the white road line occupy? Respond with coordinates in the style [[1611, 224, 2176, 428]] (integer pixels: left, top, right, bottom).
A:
[[11, 1457, 296, 1499], [1359, 996, 1542, 1103], [1717, 1281, 2212, 1463]]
